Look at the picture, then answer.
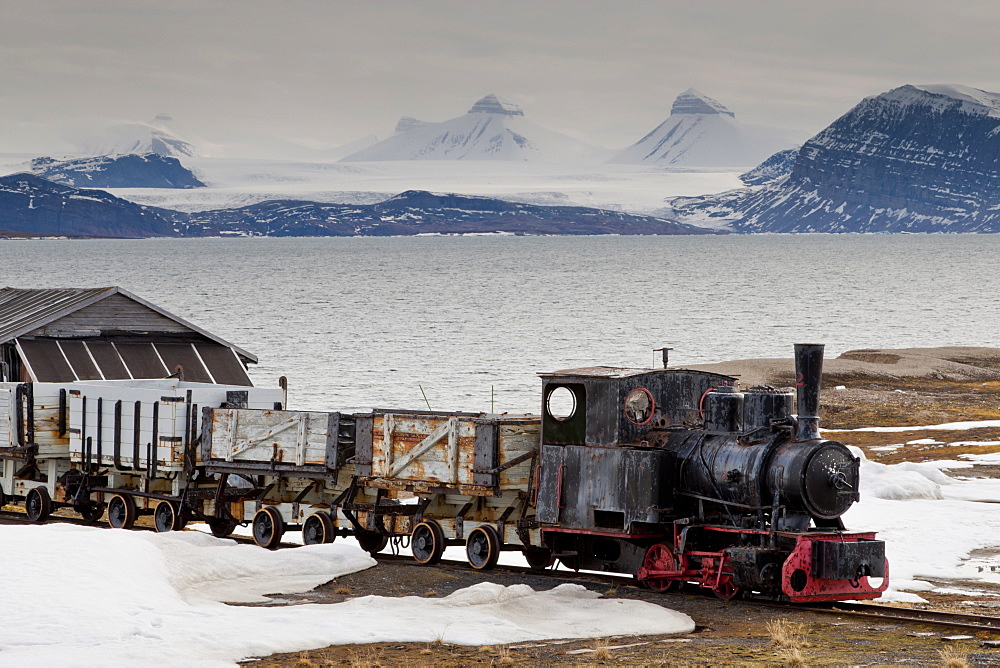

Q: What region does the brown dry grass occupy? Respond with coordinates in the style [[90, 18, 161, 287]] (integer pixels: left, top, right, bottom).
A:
[[766, 619, 808, 649], [938, 646, 970, 668]]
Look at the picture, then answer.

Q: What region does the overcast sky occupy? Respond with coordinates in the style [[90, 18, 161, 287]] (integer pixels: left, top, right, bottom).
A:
[[2, 0, 999, 155]]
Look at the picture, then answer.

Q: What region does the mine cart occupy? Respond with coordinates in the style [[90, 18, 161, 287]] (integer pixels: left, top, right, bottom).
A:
[[352, 410, 543, 569]]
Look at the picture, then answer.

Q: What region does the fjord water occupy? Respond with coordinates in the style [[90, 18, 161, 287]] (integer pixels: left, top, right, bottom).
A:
[[1, 234, 997, 414]]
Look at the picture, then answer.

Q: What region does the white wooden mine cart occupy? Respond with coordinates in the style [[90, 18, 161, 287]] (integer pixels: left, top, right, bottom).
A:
[[0, 379, 282, 528], [355, 409, 544, 570], [66, 380, 283, 532], [203, 407, 364, 548]]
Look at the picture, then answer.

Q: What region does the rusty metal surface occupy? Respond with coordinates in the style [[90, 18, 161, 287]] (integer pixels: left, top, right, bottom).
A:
[[541, 368, 734, 447], [536, 444, 670, 532]]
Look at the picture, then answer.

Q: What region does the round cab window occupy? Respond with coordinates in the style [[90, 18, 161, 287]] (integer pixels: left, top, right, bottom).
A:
[[546, 386, 577, 421], [624, 388, 654, 425]]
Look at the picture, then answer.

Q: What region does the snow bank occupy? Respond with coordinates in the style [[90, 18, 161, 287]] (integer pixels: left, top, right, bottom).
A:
[[831, 419, 1000, 433], [0, 525, 693, 666], [847, 446, 1000, 601]]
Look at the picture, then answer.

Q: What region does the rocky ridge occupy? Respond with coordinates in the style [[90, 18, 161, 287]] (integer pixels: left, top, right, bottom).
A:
[[672, 84, 1000, 232], [30, 153, 204, 189], [0, 175, 717, 238]]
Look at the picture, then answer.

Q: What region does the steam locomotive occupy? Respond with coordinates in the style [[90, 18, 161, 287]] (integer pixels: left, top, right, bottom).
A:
[[0, 343, 886, 602]]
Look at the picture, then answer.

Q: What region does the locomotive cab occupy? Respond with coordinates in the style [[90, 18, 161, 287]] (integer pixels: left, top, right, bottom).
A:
[[535, 366, 735, 535]]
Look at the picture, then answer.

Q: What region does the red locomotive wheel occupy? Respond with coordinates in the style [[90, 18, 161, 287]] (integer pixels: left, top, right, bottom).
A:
[[640, 543, 684, 593], [252, 506, 285, 549], [712, 578, 742, 601], [411, 520, 446, 565], [466, 525, 501, 571]]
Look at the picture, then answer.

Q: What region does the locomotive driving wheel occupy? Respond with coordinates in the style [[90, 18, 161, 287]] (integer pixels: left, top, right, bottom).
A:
[[252, 506, 285, 549], [303, 512, 336, 545], [639, 542, 685, 592], [411, 520, 446, 565], [25, 487, 52, 523], [107, 494, 137, 529], [465, 525, 501, 570], [712, 577, 742, 601]]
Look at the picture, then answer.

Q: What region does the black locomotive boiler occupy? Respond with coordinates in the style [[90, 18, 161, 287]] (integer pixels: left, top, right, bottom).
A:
[[533, 343, 887, 601]]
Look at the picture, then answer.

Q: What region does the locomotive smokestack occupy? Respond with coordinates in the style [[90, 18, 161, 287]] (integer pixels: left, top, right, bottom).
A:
[[794, 343, 824, 441]]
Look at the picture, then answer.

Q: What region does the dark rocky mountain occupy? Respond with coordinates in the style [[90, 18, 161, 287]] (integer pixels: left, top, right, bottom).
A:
[[30, 153, 204, 189], [739, 147, 798, 185], [177, 190, 719, 236], [0, 173, 178, 238], [672, 84, 1000, 232], [0, 176, 717, 238]]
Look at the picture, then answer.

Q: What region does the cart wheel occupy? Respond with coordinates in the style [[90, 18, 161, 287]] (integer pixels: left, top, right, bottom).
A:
[[466, 525, 501, 571], [303, 512, 335, 545], [523, 547, 554, 571], [154, 500, 180, 533], [25, 487, 52, 523], [252, 506, 284, 549], [411, 520, 445, 565], [108, 494, 137, 530], [207, 517, 238, 538], [356, 530, 389, 556], [76, 502, 105, 523]]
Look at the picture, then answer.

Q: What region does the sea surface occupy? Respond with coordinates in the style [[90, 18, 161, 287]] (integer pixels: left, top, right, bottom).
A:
[[1, 234, 998, 414]]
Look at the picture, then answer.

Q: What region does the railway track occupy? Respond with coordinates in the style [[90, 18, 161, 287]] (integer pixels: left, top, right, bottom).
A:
[[8, 510, 1000, 634]]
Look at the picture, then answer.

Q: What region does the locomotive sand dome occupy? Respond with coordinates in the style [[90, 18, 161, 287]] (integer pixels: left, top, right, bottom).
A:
[[0, 291, 886, 605]]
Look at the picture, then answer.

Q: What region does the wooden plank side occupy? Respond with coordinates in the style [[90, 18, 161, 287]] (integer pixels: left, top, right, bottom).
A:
[[370, 413, 478, 485], [0, 387, 12, 448], [208, 408, 332, 466], [497, 421, 541, 490]]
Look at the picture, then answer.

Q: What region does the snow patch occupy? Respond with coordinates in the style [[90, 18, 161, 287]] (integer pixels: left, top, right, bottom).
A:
[[0, 524, 694, 666]]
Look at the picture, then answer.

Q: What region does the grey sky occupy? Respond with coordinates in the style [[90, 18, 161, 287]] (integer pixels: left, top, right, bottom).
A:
[[3, 0, 999, 155]]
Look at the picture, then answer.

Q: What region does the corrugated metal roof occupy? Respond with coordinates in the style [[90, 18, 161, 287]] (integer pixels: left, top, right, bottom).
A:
[[0, 287, 114, 344], [0, 287, 257, 364]]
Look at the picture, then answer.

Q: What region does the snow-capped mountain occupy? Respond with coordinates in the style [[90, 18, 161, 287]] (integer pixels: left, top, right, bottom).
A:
[[81, 114, 200, 158], [670, 84, 1000, 232], [341, 94, 604, 162], [609, 88, 794, 170], [739, 147, 799, 185], [30, 154, 204, 189]]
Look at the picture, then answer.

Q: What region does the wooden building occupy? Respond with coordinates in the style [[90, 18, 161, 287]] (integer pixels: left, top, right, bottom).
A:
[[0, 287, 257, 385]]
